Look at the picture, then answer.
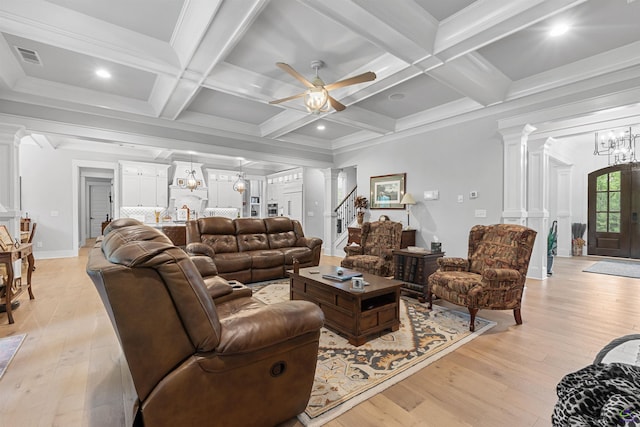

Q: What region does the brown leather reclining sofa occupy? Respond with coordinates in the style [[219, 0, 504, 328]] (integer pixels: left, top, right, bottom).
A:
[[87, 219, 324, 427], [186, 216, 323, 283]]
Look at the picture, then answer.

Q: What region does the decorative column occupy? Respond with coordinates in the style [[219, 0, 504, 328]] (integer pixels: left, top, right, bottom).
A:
[[527, 138, 551, 280], [500, 124, 536, 225], [0, 124, 26, 282], [321, 168, 340, 256], [555, 165, 573, 258]]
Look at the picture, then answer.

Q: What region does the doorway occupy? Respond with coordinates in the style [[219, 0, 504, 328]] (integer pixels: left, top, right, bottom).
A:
[[587, 164, 640, 258], [88, 181, 111, 238]]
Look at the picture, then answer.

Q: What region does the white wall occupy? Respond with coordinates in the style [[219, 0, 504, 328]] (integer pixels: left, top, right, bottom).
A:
[[19, 115, 607, 260], [302, 168, 324, 240], [335, 117, 504, 258]]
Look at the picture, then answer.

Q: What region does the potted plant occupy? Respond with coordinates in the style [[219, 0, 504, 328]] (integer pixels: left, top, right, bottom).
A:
[[354, 196, 368, 226], [571, 223, 587, 256]]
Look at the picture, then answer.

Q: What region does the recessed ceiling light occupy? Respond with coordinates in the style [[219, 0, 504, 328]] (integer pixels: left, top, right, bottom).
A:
[[95, 68, 111, 79], [389, 93, 405, 101], [317, 124, 326, 130], [549, 23, 569, 37]]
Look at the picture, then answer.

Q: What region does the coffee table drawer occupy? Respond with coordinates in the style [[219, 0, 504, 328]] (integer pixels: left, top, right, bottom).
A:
[[360, 304, 396, 331], [322, 303, 354, 330]]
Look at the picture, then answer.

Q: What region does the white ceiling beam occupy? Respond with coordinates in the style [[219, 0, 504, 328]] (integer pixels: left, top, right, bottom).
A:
[[303, 0, 437, 65], [0, 0, 180, 75], [155, 0, 268, 120], [434, 0, 588, 62], [0, 35, 22, 88], [428, 52, 511, 106], [13, 76, 156, 116], [507, 41, 640, 100]]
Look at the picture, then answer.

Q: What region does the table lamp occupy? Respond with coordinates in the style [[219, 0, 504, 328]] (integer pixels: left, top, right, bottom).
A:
[[400, 193, 416, 229]]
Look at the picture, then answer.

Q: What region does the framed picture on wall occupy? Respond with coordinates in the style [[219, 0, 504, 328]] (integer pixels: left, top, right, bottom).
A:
[[370, 173, 406, 209]]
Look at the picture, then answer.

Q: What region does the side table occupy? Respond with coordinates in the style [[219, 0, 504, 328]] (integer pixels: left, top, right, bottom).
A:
[[393, 249, 443, 302]]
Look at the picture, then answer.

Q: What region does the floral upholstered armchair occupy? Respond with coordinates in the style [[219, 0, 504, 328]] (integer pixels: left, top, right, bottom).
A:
[[340, 220, 403, 277], [427, 224, 537, 331]]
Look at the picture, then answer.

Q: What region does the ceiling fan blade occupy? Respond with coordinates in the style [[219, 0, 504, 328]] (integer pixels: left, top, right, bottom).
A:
[[269, 92, 306, 105], [328, 96, 346, 111], [276, 62, 315, 88], [324, 71, 376, 91]]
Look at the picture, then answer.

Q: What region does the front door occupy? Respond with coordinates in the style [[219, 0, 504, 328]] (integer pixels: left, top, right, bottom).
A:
[[587, 164, 640, 258]]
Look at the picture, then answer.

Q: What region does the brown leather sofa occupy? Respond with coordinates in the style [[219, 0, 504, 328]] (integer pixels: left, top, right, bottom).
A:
[[186, 216, 323, 283], [88, 219, 324, 427]]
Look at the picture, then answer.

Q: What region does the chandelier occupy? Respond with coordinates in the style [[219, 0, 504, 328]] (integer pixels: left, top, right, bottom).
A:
[[593, 127, 639, 165], [233, 172, 246, 194], [179, 157, 201, 192]]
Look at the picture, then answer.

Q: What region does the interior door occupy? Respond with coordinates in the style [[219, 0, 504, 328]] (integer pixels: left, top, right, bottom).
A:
[[587, 164, 640, 257], [90, 184, 111, 238]]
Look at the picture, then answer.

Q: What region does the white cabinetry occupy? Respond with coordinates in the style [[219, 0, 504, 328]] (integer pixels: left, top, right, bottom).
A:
[[206, 171, 242, 209], [266, 169, 303, 222], [120, 162, 169, 207]]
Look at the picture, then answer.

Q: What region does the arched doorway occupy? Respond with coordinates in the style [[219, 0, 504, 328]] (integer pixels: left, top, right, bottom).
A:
[[587, 164, 640, 258]]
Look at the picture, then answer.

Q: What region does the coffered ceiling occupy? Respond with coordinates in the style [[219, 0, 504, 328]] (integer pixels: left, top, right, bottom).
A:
[[1, 0, 640, 171]]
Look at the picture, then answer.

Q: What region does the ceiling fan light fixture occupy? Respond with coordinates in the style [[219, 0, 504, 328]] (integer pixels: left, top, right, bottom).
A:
[[304, 86, 329, 113]]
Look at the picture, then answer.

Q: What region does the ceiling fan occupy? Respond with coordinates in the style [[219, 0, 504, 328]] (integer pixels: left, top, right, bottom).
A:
[[269, 60, 376, 113]]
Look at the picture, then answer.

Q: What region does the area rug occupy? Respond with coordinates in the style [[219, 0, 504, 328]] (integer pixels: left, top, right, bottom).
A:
[[583, 259, 640, 279], [252, 282, 496, 426], [0, 333, 26, 380]]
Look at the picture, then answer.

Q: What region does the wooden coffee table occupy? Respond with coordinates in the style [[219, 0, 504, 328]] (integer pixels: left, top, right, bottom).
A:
[[289, 265, 404, 346]]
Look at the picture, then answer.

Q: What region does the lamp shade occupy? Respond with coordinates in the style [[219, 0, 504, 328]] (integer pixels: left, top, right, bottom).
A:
[[400, 193, 416, 205]]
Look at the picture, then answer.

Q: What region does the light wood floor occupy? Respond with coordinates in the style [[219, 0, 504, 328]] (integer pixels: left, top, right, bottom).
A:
[[1, 247, 638, 427]]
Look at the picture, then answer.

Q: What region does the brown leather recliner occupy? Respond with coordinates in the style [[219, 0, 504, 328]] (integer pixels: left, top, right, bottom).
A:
[[88, 220, 324, 427]]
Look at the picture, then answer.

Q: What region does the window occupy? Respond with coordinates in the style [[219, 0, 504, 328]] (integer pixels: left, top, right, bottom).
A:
[[595, 171, 621, 233]]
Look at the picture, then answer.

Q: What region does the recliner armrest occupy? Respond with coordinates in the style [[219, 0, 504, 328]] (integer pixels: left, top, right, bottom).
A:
[[190, 255, 219, 277], [216, 301, 324, 354], [380, 248, 394, 260], [437, 257, 469, 271], [481, 268, 521, 288], [186, 242, 216, 258], [344, 245, 363, 256], [296, 236, 322, 249]]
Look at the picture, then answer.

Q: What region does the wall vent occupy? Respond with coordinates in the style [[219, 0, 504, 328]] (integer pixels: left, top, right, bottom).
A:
[[15, 46, 42, 65]]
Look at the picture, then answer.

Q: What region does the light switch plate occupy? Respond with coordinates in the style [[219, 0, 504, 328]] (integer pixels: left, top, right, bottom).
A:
[[424, 190, 439, 200], [457, 195, 464, 203]]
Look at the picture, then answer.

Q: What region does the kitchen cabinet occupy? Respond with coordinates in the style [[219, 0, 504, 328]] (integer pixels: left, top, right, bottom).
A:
[[266, 169, 303, 221], [206, 171, 242, 209], [120, 162, 169, 207]]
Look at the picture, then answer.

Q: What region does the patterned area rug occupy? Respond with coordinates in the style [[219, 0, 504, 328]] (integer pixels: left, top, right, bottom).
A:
[[583, 259, 640, 279], [252, 282, 496, 426], [0, 333, 26, 380]]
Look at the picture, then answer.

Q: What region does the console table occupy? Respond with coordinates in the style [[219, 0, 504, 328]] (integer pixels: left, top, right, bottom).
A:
[[0, 243, 35, 324], [393, 249, 443, 302], [347, 227, 416, 248]]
